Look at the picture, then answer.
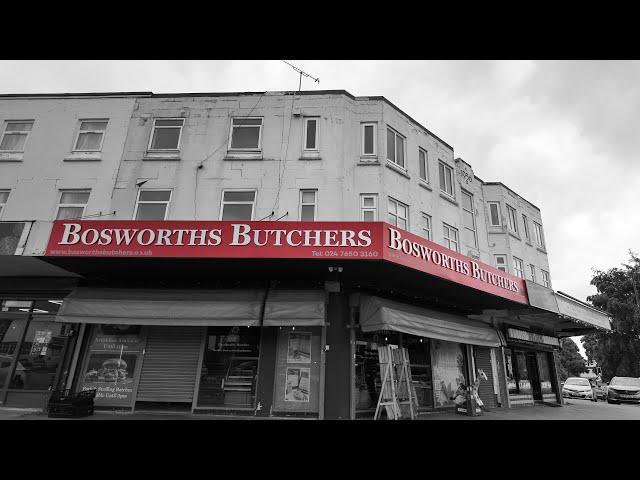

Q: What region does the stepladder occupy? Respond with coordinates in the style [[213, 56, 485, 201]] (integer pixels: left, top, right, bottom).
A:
[[374, 345, 416, 420]]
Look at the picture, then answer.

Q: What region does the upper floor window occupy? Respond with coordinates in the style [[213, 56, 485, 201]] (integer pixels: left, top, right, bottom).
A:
[[229, 118, 263, 151], [438, 161, 455, 198], [386, 127, 405, 168], [488, 202, 501, 226], [522, 214, 530, 241], [303, 118, 319, 151], [541, 269, 551, 288], [0, 190, 9, 218], [533, 221, 545, 248], [529, 264, 536, 282], [418, 148, 429, 183], [361, 123, 377, 156], [299, 189, 317, 221], [361, 194, 378, 221], [421, 213, 432, 241], [495, 254, 507, 272], [134, 190, 172, 220], [74, 120, 108, 152], [443, 223, 459, 252], [506, 204, 518, 235], [461, 190, 477, 248], [148, 118, 184, 151], [513, 256, 524, 278], [0, 121, 34, 152], [220, 190, 256, 220], [388, 197, 408, 230], [55, 190, 90, 220]]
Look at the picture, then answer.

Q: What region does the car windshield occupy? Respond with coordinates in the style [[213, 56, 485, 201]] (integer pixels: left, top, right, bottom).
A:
[[610, 377, 640, 387], [565, 378, 590, 386]]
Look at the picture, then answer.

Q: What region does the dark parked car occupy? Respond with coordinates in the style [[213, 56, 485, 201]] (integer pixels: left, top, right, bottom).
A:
[[607, 377, 640, 404]]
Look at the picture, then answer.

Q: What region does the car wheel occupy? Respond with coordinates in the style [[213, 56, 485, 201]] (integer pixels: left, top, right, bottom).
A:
[[607, 400, 618, 404]]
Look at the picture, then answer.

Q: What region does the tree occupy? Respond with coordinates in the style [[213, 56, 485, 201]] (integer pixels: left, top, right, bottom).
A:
[[557, 338, 586, 381], [582, 251, 640, 382]]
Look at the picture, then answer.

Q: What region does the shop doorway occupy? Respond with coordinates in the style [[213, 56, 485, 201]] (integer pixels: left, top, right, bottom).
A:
[[526, 352, 542, 401]]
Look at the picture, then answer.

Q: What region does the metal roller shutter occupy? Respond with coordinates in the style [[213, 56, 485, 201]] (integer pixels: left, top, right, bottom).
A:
[[136, 326, 203, 403], [475, 347, 497, 409]]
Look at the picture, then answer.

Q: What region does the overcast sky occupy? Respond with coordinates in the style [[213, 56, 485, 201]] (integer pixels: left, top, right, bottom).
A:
[[3, 60, 637, 356]]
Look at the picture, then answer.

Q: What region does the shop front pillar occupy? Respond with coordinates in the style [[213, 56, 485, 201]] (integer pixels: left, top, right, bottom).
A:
[[323, 292, 351, 420]]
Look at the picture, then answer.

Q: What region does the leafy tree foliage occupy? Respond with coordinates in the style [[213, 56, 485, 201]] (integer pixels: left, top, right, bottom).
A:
[[582, 251, 640, 381], [557, 338, 585, 381]]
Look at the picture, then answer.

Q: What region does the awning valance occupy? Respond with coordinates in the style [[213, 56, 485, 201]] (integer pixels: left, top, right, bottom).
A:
[[263, 290, 326, 327], [359, 295, 503, 347], [55, 288, 264, 326]]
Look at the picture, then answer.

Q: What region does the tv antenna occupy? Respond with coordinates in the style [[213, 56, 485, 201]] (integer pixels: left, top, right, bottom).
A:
[[283, 60, 320, 91]]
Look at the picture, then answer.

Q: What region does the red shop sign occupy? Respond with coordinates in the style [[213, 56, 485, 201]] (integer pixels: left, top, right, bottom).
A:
[[46, 220, 528, 304]]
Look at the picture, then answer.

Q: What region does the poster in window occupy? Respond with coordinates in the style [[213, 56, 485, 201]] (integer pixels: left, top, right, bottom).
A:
[[30, 330, 53, 356], [287, 332, 311, 363], [431, 339, 466, 407], [285, 367, 310, 402]]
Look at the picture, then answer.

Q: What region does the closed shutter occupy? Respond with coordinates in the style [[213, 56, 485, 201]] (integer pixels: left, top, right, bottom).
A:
[[136, 326, 203, 403], [475, 347, 497, 409]]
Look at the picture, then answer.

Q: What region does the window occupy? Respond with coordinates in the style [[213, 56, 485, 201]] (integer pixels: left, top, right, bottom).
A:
[[303, 118, 318, 151], [361, 123, 376, 156], [148, 118, 184, 151], [133, 190, 172, 220], [529, 264, 536, 282], [421, 213, 432, 241], [0, 190, 9, 218], [461, 190, 477, 248], [55, 190, 90, 220], [229, 118, 263, 150], [0, 121, 33, 151], [360, 194, 378, 221], [299, 189, 317, 221], [73, 120, 108, 151], [443, 223, 459, 252], [522, 214, 530, 241], [541, 270, 551, 288], [513, 256, 524, 278], [488, 202, 501, 226], [387, 197, 408, 230], [495, 255, 508, 272], [534, 221, 545, 248], [220, 190, 256, 220], [438, 161, 455, 197], [506, 204, 518, 234], [418, 148, 429, 182], [386, 127, 405, 168]]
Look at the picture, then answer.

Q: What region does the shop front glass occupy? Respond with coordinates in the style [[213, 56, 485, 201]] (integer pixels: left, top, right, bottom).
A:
[[196, 326, 260, 410], [504, 348, 532, 395], [0, 319, 23, 390], [403, 335, 433, 410], [536, 352, 554, 394], [432, 339, 467, 407]]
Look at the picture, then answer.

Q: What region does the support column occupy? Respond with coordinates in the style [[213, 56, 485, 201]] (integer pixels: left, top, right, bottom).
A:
[[323, 292, 351, 420]]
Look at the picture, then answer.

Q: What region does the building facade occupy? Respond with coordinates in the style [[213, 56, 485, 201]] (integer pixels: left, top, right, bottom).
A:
[[0, 90, 610, 417]]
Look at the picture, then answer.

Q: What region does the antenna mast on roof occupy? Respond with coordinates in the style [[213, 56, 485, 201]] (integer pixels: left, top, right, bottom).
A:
[[282, 60, 320, 92]]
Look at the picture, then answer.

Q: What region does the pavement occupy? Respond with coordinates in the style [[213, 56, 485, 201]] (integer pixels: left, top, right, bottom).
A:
[[2, 398, 640, 420]]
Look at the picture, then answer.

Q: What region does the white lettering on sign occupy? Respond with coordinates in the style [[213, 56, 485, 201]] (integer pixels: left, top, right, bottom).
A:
[[507, 328, 560, 347], [387, 226, 519, 293]]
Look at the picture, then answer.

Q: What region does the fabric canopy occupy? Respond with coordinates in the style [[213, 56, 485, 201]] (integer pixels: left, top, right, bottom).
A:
[[263, 290, 325, 326], [55, 288, 264, 326], [359, 295, 503, 347]]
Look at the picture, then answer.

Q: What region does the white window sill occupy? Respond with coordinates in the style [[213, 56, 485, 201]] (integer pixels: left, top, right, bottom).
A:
[[385, 161, 410, 179], [224, 150, 263, 161], [508, 231, 521, 241], [439, 192, 458, 206], [64, 151, 102, 161], [0, 152, 24, 162], [144, 150, 181, 161], [418, 180, 432, 191], [299, 151, 322, 161], [360, 154, 378, 162]]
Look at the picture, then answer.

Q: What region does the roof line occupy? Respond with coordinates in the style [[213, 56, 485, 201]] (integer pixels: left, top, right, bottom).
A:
[[0, 92, 153, 99], [483, 181, 541, 211]]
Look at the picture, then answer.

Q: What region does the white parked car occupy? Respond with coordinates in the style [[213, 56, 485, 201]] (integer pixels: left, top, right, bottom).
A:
[[562, 377, 597, 402]]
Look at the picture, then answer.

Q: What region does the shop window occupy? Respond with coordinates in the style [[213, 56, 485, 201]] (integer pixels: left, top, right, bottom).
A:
[[229, 117, 263, 151], [73, 120, 108, 151], [403, 335, 433, 410], [9, 319, 66, 390], [220, 190, 256, 220], [0, 190, 9, 218], [0, 120, 33, 152], [0, 319, 24, 389], [55, 190, 90, 220], [515, 351, 531, 394], [196, 326, 260, 409], [504, 349, 517, 394], [148, 118, 184, 151], [133, 190, 172, 220], [431, 339, 467, 407], [537, 352, 554, 394], [360, 194, 378, 221]]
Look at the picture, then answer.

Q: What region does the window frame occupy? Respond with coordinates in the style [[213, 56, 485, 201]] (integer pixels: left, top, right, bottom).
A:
[[72, 119, 108, 152], [495, 254, 508, 272], [522, 213, 530, 241], [387, 196, 409, 230], [442, 222, 459, 252], [0, 189, 10, 219], [299, 189, 318, 221], [228, 117, 264, 152], [0, 120, 34, 152], [533, 221, 545, 248], [513, 256, 524, 278], [360, 194, 378, 221], [488, 202, 502, 227], [461, 189, 477, 248], [418, 148, 429, 183], [506, 204, 519, 235], [55, 189, 91, 220], [438, 161, 455, 198], [361, 123, 377, 157], [421, 212, 432, 241], [147, 118, 185, 152], [303, 117, 319, 152], [219, 189, 257, 221], [386, 126, 406, 169], [541, 270, 551, 288], [132, 189, 173, 221], [529, 264, 536, 283]]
